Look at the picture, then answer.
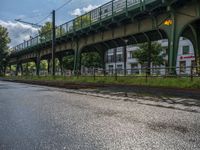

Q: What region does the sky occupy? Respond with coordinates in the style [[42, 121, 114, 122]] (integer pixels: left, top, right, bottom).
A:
[[0, 0, 110, 47]]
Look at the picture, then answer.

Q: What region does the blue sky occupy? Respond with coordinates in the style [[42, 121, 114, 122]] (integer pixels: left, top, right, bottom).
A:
[[0, 0, 110, 47]]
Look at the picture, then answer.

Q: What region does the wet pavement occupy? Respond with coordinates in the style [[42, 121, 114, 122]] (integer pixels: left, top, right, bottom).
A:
[[0, 81, 200, 150]]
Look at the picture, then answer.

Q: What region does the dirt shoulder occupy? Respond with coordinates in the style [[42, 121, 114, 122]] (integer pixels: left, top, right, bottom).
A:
[[2, 78, 200, 100]]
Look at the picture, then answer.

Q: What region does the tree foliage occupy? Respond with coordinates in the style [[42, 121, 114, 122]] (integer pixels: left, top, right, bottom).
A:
[[133, 42, 165, 66], [74, 15, 91, 30], [0, 25, 11, 75], [40, 60, 48, 70], [63, 55, 74, 70], [39, 22, 52, 42], [81, 52, 102, 68]]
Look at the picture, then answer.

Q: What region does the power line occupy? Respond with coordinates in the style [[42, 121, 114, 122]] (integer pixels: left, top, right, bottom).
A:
[[36, 13, 51, 25], [55, 0, 73, 12], [13, 13, 51, 39], [16, 13, 47, 20], [13, 0, 73, 45]]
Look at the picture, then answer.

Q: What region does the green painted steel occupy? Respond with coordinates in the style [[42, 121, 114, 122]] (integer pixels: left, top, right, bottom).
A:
[[9, 0, 200, 75], [11, 0, 164, 54]]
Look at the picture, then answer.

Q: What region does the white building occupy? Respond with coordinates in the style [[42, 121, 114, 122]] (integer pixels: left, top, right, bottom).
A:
[[105, 38, 196, 75]]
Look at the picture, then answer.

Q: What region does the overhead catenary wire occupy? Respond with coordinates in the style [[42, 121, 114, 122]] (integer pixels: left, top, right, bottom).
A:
[[55, 0, 73, 12], [13, 0, 73, 44], [13, 13, 51, 39]]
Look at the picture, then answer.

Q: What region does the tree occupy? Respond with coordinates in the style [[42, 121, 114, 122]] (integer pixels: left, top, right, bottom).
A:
[[0, 25, 11, 75], [40, 60, 48, 70], [81, 52, 103, 68], [39, 22, 52, 43], [39, 22, 66, 42], [63, 55, 74, 71], [74, 14, 91, 30], [133, 42, 165, 67]]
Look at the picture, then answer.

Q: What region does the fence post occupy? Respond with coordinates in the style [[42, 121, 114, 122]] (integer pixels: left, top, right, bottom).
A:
[[190, 65, 193, 82], [115, 68, 117, 81], [93, 68, 96, 80], [145, 67, 148, 83], [77, 70, 79, 79]]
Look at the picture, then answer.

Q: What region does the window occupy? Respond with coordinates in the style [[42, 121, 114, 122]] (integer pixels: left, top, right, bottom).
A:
[[117, 47, 123, 52], [131, 63, 139, 74], [182, 37, 187, 40], [182, 46, 190, 55], [180, 61, 186, 74], [116, 54, 123, 62], [117, 64, 123, 74], [117, 64, 123, 69], [107, 55, 114, 63], [129, 51, 134, 59], [108, 65, 114, 74], [109, 65, 113, 70]]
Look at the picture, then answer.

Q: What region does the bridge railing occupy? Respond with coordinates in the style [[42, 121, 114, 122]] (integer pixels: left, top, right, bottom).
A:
[[11, 0, 162, 54]]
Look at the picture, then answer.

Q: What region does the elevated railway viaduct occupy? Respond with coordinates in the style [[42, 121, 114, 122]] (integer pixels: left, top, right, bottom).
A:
[[9, 0, 200, 75]]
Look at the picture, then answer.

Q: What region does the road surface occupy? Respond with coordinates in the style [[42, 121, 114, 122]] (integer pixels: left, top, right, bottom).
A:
[[0, 81, 200, 150]]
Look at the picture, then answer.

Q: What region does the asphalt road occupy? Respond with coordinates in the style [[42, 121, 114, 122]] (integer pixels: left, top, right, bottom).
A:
[[0, 81, 200, 150]]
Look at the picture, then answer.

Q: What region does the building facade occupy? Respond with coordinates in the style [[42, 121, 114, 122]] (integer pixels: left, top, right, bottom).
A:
[[105, 38, 196, 75]]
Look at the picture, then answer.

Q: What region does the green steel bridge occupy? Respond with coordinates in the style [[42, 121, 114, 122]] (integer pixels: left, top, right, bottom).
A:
[[9, 0, 200, 76]]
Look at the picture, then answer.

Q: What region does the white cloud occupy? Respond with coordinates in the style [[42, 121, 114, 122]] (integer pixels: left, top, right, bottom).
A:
[[83, 4, 99, 13], [71, 8, 82, 16], [70, 4, 99, 16], [0, 20, 38, 48]]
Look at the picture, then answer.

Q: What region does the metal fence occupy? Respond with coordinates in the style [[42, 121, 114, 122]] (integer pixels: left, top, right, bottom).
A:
[[9, 66, 200, 82], [74, 66, 200, 81]]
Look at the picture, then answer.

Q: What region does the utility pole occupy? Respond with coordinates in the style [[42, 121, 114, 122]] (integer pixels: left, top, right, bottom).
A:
[[52, 10, 56, 76]]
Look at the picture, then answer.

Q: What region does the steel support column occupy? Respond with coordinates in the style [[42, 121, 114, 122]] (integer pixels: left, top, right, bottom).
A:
[[74, 50, 81, 75], [26, 62, 29, 76], [15, 64, 19, 76], [114, 48, 117, 75], [73, 41, 81, 75], [58, 56, 64, 76], [186, 24, 200, 75], [147, 41, 152, 75], [52, 10, 56, 76], [168, 12, 180, 74], [20, 63, 23, 76], [47, 58, 51, 75], [123, 41, 128, 76], [73, 49, 78, 75], [35, 56, 41, 76], [9, 65, 12, 75]]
